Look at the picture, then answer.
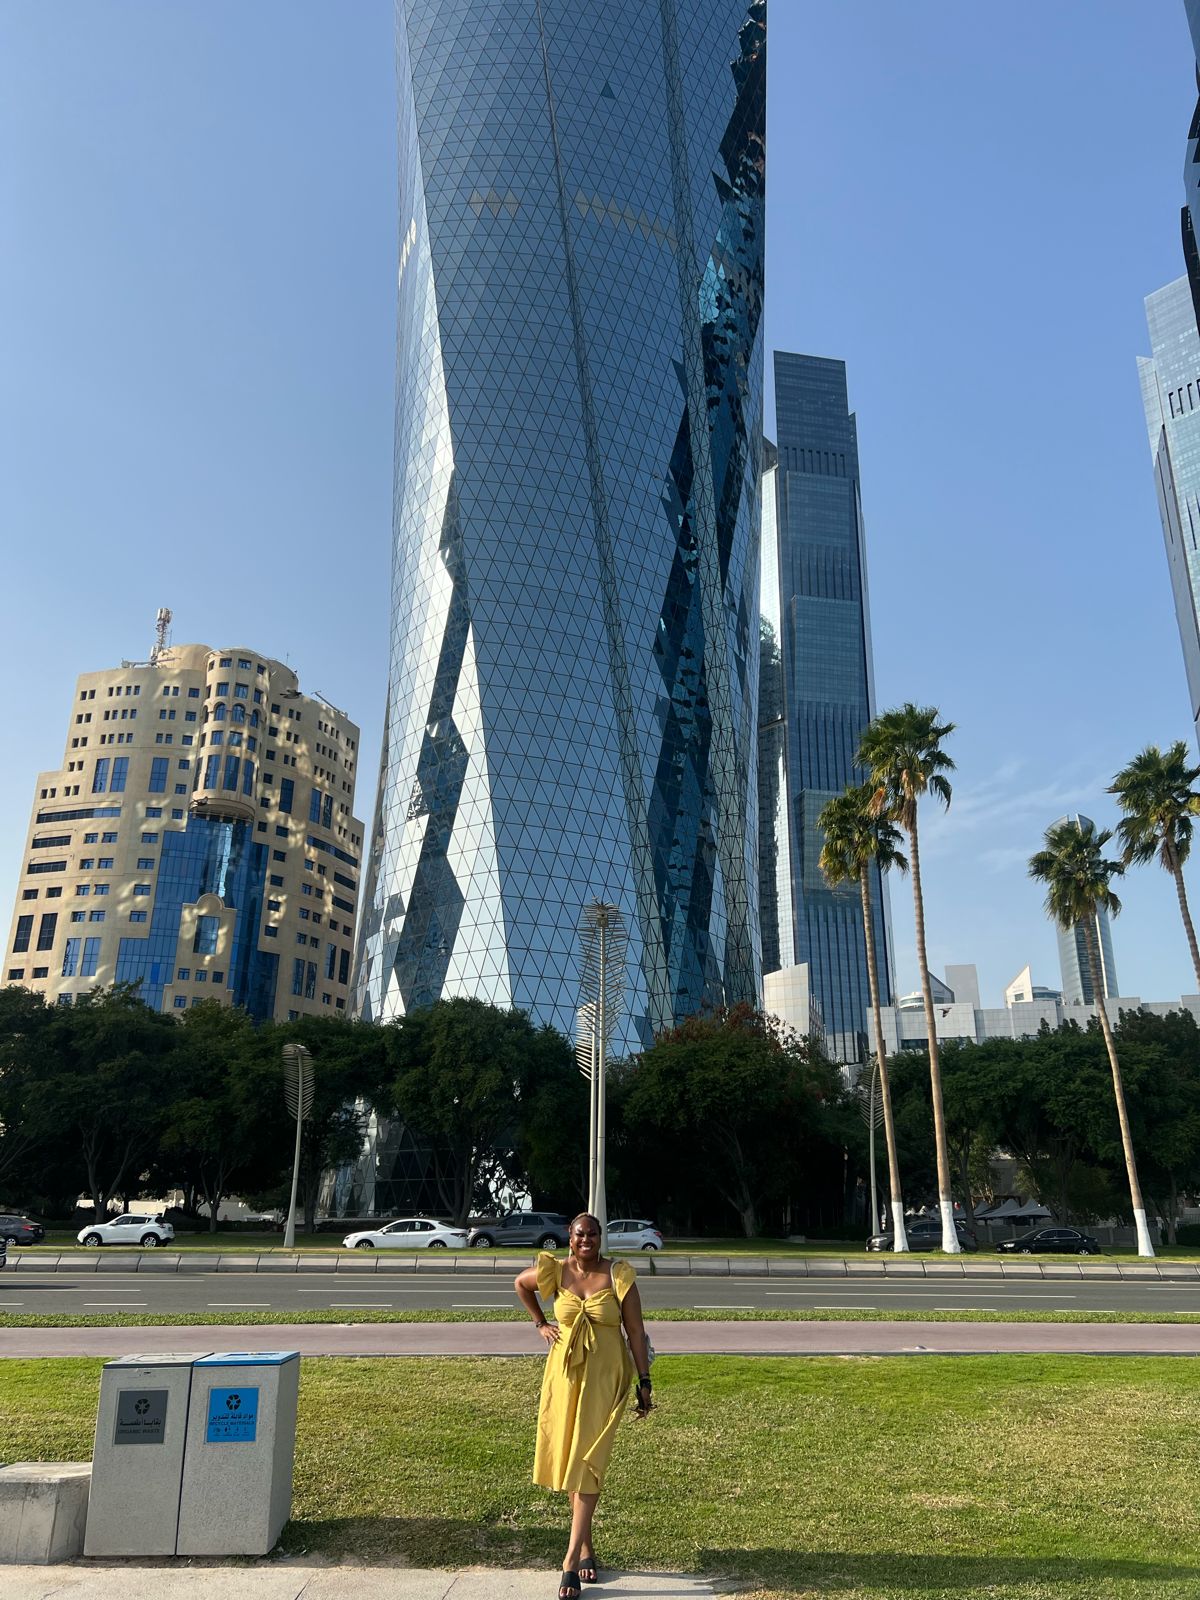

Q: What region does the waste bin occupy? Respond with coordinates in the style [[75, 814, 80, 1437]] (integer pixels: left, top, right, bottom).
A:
[[175, 1350, 300, 1555], [84, 1351, 210, 1556]]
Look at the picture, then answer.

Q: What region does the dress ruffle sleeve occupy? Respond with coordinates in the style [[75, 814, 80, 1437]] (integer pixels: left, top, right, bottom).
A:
[[611, 1259, 635, 1303], [535, 1250, 561, 1302]]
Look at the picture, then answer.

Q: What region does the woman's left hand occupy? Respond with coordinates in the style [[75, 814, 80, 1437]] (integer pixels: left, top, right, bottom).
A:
[[634, 1377, 653, 1418]]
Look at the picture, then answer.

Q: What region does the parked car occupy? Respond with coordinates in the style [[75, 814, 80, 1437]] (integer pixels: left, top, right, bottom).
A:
[[867, 1218, 978, 1252], [606, 1219, 663, 1251], [343, 1217, 469, 1250], [77, 1214, 175, 1248], [0, 1213, 45, 1245], [0, 1237, 6, 1270], [996, 1226, 1100, 1255], [468, 1211, 570, 1249]]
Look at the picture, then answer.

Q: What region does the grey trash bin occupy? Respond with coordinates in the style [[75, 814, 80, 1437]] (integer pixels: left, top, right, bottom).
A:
[[84, 1351, 210, 1556], [176, 1350, 300, 1555]]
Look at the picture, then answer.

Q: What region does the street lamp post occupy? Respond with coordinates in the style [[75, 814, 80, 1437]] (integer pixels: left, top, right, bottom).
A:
[[282, 1043, 315, 1250]]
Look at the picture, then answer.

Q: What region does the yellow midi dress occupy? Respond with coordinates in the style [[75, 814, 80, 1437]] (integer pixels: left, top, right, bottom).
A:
[[532, 1252, 637, 1494]]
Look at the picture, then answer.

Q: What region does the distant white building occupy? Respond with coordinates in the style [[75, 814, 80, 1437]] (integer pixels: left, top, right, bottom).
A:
[[870, 961, 1200, 1055]]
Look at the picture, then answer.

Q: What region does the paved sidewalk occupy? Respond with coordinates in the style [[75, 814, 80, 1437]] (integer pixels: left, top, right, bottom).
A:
[[2, 1319, 1198, 1359], [0, 1565, 712, 1600]]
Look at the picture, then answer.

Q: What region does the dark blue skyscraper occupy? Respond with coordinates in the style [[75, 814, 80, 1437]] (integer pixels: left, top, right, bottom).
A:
[[759, 352, 890, 1063], [355, 2, 766, 1049]]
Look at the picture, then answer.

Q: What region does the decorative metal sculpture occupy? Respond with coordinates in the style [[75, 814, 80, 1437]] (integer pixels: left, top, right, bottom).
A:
[[576, 902, 627, 1243], [282, 1043, 315, 1249]]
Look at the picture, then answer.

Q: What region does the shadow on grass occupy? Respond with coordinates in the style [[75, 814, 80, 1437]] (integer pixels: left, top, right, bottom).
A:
[[698, 1547, 1200, 1595], [280, 1514, 566, 1568]]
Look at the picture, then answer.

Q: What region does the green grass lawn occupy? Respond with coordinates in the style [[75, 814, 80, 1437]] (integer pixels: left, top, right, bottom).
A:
[[2, 1353, 1197, 1598]]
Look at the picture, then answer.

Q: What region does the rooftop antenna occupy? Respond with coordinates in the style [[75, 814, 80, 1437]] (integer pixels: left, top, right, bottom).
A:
[[150, 607, 173, 666]]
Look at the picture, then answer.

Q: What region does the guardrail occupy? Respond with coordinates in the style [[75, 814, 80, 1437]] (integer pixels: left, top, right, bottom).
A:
[[4, 1251, 1200, 1279]]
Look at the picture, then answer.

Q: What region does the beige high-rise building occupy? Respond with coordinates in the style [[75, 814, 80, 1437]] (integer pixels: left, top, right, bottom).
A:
[[5, 626, 364, 1021]]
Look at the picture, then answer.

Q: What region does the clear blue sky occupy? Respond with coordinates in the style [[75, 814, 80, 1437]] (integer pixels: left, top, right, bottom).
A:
[[0, 2, 1196, 1010]]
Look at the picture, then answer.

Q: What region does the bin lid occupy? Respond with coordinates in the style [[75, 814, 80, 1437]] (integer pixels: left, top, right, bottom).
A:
[[196, 1350, 300, 1366], [105, 1351, 212, 1367]]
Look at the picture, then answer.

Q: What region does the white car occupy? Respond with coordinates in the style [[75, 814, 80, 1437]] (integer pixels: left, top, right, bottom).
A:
[[78, 1214, 175, 1248], [342, 1217, 469, 1250], [607, 1218, 664, 1251]]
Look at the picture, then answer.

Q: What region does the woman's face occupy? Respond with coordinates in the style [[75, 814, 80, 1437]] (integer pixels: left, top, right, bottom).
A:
[[571, 1218, 601, 1261]]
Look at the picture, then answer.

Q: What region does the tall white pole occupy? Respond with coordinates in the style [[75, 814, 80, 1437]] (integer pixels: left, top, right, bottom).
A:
[[283, 1110, 303, 1250], [594, 912, 608, 1248], [586, 1022, 599, 1217], [867, 1061, 879, 1235]]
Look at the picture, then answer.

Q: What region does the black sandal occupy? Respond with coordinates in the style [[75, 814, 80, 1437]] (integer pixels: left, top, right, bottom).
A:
[[578, 1557, 598, 1584], [559, 1573, 581, 1600]]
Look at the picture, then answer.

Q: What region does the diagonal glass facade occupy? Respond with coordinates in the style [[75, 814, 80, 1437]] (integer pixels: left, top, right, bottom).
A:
[[355, 0, 766, 1050], [760, 352, 890, 1065]]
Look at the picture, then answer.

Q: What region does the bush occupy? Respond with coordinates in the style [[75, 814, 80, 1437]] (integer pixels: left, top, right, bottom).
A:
[[1174, 1223, 1200, 1246]]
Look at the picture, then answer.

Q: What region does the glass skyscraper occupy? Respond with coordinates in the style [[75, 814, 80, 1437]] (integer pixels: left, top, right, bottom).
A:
[[355, 1, 766, 1050], [758, 352, 890, 1064], [1139, 277, 1200, 748], [1051, 816, 1119, 1006]]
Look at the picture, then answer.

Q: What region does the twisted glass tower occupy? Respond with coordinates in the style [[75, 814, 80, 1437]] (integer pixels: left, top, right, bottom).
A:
[[355, 0, 766, 1050]]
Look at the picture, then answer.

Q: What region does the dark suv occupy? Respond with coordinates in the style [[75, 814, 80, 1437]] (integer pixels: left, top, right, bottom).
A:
[[0, 1214, 45, 1246], [468, 1211, 569, 1249]]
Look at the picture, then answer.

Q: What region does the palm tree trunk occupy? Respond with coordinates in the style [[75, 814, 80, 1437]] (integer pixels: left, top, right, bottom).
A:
[[860, 864, 907, 1251], [907, 817, 960, 1253], [1170, 861, 1200, 993], [1082, 919, 1154, 1257]]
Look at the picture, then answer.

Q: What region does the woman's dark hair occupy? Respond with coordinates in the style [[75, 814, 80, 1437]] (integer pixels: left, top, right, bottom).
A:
[[569, 1212, 602, 1236]]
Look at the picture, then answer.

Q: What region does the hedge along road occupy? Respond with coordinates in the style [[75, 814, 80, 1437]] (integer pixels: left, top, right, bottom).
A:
[[4, 1256, 1200, 1316]]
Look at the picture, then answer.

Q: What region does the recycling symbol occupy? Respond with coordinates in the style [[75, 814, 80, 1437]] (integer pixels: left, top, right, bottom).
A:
[[134, 1399, 150, 1416], [225, 1393, 241, 1411]]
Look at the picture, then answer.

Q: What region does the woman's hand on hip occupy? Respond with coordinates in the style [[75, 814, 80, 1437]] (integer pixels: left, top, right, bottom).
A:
[[538, 1321, 560, 1348]]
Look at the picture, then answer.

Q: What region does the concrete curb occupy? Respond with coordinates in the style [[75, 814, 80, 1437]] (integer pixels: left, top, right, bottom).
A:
[[7, 1250, 1200, 1279]]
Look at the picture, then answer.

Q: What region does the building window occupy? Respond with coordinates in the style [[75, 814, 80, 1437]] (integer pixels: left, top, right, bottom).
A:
[[133, 884, 151, 896], [71, 911, 85, 923], [93, 884, 109, 896], [137, 858, 155, 870], [203, 754, 220, 788], [129, 911, 148, 923], [177, 967, 190, 982], [21, 890, 37, 901], [222, 754, 240, 791], [80, 938, 100, 978], [212, 970, 225, 982], [62, 938, 80, 977], [98, 857, 114, 869], [12, 916, 33, 953], [141, 832, 158, 844], [110, 756, 128, 793], [92, 757, 110, 793], [325, 942, 337, 980], [264, 926, 278, 938], [174, 995, 187, 1009], [193, 915, 219, 955], [339, 948, 351, 985], [304, 961, 317, 999], [36, 913, 57, 951], [149, 757, 169, 793], [7, 969, 25, 981], [32, 967, 48, 978], [89, 910, 105, 923], [291, 958, 306, 997], [309, 787, 322, 824]]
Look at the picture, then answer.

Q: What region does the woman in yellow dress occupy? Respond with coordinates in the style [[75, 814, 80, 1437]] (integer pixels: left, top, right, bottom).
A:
[[514, 1213, 654, 1598]]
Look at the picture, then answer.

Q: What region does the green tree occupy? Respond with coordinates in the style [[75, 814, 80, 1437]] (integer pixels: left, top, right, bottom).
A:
[[155, 1003, 289, 1230], [858, 702, 960, 1251], [618, 1005, 845, 1238], [30, 986, 177, 1220], [1109, 741, 1200, 991], [1029, 818, 1155, 1255], [388, 998, 566, 1224], [0, 987, 65, 1201], [818, 783, 910, 1248], [1113, 1007, 1200, 1243]]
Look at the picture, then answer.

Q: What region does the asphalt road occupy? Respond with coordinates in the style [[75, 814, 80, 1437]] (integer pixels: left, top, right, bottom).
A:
[[3, 1267, 1199, 1315]]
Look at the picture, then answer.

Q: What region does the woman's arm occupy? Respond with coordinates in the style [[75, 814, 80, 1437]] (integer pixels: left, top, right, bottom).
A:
[[620, 1281, 653, 1412], [514, 1264, 559, 1347]]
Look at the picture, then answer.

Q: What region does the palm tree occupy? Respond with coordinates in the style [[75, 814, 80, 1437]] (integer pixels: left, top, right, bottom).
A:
[[1028, 817, 1155, 1257], [1109, 741, 1200, 992], [857, 704, 959, 1252], [818, 784, 910, 1251]]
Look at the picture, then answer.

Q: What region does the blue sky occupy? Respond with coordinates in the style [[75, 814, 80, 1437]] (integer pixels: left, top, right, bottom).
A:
[[1, 2, 1197, 1010]]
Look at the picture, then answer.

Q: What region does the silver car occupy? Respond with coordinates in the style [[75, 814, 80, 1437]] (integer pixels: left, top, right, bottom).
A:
[[343, 1217, 469, 1250], [606, 1219, 664, 1251]]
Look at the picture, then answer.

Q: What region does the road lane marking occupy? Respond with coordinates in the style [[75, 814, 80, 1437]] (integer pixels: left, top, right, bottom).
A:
[[83, 1301, 147, 1307], [330, 1303, 394, 1309], [814, 1303, 877, 1309], [207, 1302, 270, 1308], [693, 1304, 754, 1309], [452, 1302, 513, 1308]]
